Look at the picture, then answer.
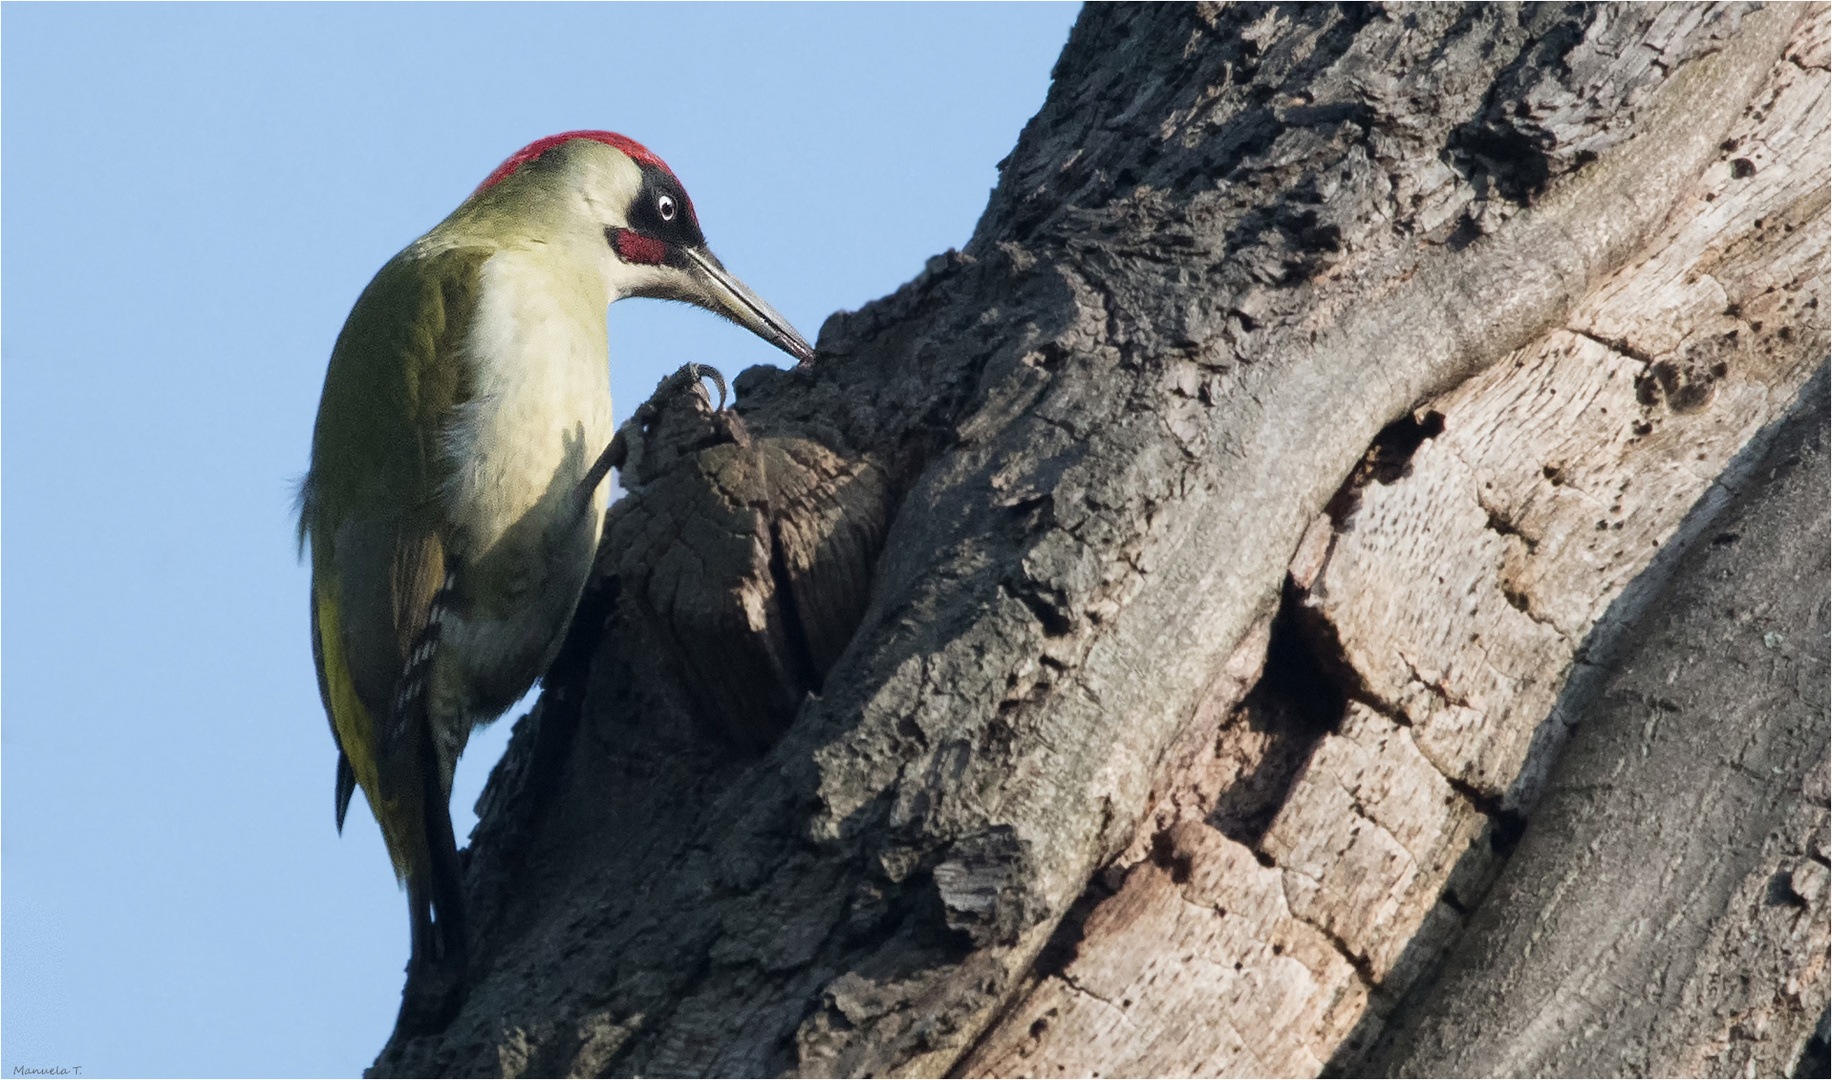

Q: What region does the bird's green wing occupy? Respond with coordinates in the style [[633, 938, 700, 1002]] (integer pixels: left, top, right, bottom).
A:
[[300, 244, 488, 878]]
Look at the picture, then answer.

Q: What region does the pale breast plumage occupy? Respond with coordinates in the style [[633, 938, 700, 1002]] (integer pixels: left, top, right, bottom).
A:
[[432, 247, 616, 730], [440, 248, 615, 558]]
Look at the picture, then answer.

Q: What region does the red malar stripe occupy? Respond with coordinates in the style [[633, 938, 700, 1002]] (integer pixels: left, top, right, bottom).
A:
[[611, 229, 668, 266]]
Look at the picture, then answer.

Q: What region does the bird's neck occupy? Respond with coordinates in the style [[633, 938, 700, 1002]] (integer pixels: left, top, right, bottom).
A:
[[430, 191, 620, 308]]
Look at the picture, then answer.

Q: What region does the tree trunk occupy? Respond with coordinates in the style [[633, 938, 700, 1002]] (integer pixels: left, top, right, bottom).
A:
[[370, 4, 1828, 1076]]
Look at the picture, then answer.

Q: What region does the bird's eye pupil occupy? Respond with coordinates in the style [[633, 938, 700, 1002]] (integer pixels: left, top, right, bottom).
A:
[[658, 195, 676, 221]]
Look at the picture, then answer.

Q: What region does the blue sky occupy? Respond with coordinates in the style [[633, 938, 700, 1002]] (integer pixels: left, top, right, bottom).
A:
[[1, 4, 1078, 1076]]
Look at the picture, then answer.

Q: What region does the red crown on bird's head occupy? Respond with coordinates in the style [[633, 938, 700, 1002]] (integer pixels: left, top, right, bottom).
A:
[[473, 131, 675, 195]]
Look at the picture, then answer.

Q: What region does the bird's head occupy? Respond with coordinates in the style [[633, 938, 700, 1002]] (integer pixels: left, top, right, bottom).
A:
[[465, 130, 814, 364]]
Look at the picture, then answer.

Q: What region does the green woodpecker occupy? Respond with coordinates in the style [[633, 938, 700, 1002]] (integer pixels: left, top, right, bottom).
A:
[[298, 131, 813, 1011]]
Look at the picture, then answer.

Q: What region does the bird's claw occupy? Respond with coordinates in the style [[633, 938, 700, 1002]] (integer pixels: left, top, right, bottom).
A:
[[681, 362, 728, 412], [632, 363, 726, 427], [595, 363, 731, 489]]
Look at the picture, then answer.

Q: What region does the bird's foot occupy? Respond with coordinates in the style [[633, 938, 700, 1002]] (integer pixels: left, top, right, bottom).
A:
[[639, 362, 726, 420], [587, 363, 732, 495]]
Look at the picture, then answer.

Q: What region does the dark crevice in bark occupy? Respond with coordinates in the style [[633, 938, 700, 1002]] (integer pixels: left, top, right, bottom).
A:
[[1002, 579, 1075, 638], [1436, 774, 1529, 859], [1263, 580, 1358, 733], [1482, 501, 1538, 553], [767, 519, 825, 699], [1208, 581, 1349, 848], [1575, 327, 1660, 367], [1451, 125, 1555, 204], [1313, 920, 1382, 995], [1147, 827, 1196, 885], [1323, 410, 1447, 528]]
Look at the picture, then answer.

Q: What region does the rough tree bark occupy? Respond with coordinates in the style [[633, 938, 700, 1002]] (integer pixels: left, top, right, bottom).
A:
[[371, 4, 1829, 1077]]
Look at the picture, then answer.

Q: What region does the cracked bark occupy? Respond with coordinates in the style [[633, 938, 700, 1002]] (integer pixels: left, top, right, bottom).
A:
[[369, 4, 1828, 1077]]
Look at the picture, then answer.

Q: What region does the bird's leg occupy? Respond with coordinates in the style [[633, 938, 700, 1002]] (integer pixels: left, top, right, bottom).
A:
[[576, 363, 727, 506]]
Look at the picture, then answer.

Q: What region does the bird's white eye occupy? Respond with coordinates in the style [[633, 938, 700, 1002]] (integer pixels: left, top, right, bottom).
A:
[[658, 194, 677, 221]]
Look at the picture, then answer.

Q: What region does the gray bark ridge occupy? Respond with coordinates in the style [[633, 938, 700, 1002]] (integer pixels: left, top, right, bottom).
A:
[[369, 4, 1807, 1076]]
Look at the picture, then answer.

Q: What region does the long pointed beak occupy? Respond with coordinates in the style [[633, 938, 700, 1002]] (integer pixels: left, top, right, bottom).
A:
[[682, 246, 816, 365]]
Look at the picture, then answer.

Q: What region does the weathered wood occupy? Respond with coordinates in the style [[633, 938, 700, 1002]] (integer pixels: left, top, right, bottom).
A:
[[369, 5, 1822, 1076], [972, 819, 1371, 1079], [1363, 367, 1830, 1079]]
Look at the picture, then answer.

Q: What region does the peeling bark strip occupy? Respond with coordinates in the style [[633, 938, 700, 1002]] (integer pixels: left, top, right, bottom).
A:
[[372, 5, 1818, 1077]]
